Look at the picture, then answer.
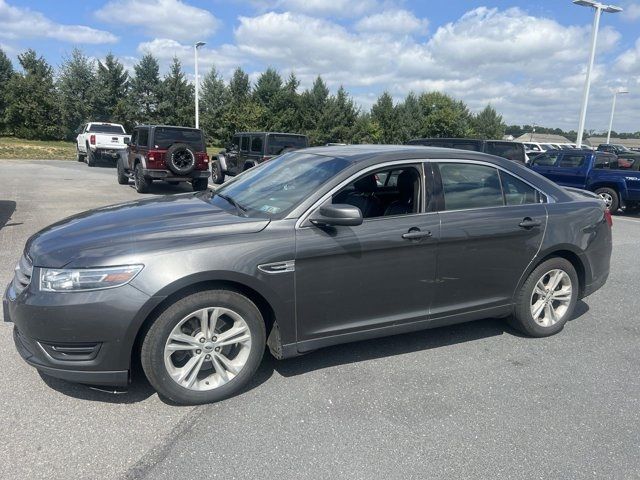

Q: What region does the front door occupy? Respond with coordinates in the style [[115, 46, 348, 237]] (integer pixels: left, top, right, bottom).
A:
[[294, 163, 440, 347], [431, 161, 547, 317]]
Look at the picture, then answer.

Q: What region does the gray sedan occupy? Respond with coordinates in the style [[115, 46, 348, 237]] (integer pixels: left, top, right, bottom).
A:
[[4, 145, 612, 405]]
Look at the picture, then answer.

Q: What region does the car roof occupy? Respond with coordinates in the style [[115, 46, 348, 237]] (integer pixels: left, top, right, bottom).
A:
[[136, 124, 202, 131], [235, 132, 307, 136]]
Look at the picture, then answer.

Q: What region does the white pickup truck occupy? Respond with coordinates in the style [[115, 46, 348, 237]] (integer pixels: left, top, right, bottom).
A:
[[76, 122, 130, 167]]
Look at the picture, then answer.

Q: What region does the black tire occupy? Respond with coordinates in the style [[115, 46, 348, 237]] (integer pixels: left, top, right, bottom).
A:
[[87, 147, 96, 167], [117, 158, 129, 185], [141, 290, 266, 405], [167, 181, 180, 186], [509, 257, 579, 337], [594, 187, 619, 213], [134, 163, 152, 194], [211, 159, 225, 185], [166, 143, 196, 175], [242, 161, 255, 172], [76, 147, 85, 162], [192, 178, 208, 191]]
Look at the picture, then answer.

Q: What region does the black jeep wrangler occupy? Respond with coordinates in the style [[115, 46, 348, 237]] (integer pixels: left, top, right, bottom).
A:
[[211, 132, 308, 184], [118, 125, 210, 193]]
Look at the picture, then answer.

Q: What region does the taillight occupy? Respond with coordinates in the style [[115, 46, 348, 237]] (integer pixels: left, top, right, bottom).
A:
[[148, 153, 155, 161], [90, 135, 96, 145], [604, 209, 613, 227]]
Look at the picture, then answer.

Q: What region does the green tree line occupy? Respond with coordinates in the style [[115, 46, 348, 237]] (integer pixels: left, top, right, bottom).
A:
[[0, 47, 509, 146]]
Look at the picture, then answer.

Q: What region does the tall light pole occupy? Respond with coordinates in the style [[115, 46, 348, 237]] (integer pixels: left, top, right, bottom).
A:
[[194, 41, 206, 128], [606, 87, 628, 144], [573, 0, 622, 148]]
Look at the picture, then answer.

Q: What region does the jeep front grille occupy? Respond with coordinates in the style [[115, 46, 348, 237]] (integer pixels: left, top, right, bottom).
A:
[[12, 254, 33, 295]]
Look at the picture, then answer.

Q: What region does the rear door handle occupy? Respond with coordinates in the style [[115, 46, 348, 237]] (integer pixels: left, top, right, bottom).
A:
[[519, 217, 542, 229], [402, 229, 432, 240]]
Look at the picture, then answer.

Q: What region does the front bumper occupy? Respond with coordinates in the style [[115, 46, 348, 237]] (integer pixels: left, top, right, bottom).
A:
[[4, 279, 151, 387], [142, 168, 210, 181]]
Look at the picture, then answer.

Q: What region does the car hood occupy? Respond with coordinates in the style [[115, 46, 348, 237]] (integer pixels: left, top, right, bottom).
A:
[[26, 193, 270, 268]]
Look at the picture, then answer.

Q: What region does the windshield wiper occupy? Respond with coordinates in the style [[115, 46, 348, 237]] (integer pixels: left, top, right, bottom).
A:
[[217, 193, 247, 217]]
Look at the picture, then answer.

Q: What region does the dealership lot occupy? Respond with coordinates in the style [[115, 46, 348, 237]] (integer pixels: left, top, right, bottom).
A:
[[1, 159, 639, 479]]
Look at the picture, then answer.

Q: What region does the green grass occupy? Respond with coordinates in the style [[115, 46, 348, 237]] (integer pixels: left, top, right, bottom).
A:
[[0, 137, 224, 160], [0, 137, 77, 160]]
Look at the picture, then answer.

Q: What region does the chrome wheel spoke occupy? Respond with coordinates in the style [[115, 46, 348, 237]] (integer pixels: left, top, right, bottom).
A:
[[530, 269, 572, 327], [552, 289, 572, 302], [169, 332, 201, 347], [199, 308, 210, 338], [211, 354, 230, 383], [216, 325, 250, 347], [532, 299, 546, 320], [215, 352, 241, 375]]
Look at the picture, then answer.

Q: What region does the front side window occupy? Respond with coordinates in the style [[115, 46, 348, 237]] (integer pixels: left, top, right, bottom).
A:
[[332, 165, 423, 218], [439, 163, 503, 210], [532, 153, 559, 167], [558, 154, 586, 168], [208, 152, 350, 219], [137, 128, 149, 147]]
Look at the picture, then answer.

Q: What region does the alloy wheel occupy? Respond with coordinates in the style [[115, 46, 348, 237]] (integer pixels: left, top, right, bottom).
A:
[[598, 192, 613, 209], [529, 269, 572, 327], [163, 307, 252, 391]]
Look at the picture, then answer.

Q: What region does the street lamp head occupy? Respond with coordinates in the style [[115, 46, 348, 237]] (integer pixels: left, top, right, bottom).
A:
[[573, 0, 622, 12], [616, 87, 629, 94], [195, 41, 206, 48]]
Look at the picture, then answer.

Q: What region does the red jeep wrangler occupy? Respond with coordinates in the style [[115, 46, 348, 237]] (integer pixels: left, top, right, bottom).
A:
[[118, 125, 210, 193]]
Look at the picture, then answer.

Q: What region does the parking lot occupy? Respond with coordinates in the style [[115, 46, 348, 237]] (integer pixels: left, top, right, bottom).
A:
[[1, 159, 639, 479]]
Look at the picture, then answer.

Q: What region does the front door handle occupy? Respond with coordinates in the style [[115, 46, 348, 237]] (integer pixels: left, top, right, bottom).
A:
[[402, 229, 432, 240], [519, 217, 542, 229]]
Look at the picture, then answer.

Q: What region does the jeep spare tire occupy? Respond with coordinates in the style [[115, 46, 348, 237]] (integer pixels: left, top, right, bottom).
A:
[[166, 143, 196, 175]]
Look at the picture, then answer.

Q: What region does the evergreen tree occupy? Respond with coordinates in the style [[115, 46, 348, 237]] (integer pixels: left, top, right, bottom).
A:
[[93, 53, 130, 126], [57, 48, 95, 139], [472, 104, 505, 139], [322, 86, 358, 144], [220, 67, 262, 142], [350, 113, 382, 144], [271, 73, 302, 133], [0, 48, 14, 134], [417, 91, 473, 138], [300, 76, 329, 145], [396, 92, 421, 143], [253, 67, 283, 130], [200, 65, 228, 146], [159, 57, 194, 128], [4, 49, 62, 139], [371, 91, 398, 143], [129, 53, 161, 124]]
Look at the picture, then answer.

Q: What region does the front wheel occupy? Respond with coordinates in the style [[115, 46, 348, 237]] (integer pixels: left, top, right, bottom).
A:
[[594, 187, 619, 213], [117, 158, 129, 185], [141, 290, 266, 405], [509, 257, 579, 337]]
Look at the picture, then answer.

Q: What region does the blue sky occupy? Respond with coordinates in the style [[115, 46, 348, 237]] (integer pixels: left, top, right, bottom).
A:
[[1, 0, 640, 131]]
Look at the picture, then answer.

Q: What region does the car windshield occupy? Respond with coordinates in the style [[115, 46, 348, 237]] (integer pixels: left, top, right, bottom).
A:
[[208, 152, 350, 219], [154, 127, 204, 150], [266, 135, 308, 155], [613, 144, 631, 152], [88, 124, 125, 134]]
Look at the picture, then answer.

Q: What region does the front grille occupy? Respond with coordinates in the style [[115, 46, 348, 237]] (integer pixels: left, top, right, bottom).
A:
[[12, 254, 33, 295]]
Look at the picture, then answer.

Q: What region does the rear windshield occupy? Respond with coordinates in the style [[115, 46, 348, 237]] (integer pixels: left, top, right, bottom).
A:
[[267, 135, 308, 155], [154, 127, 204, 150], [485, 142, 525, 162], [88, 124, 125, 134]]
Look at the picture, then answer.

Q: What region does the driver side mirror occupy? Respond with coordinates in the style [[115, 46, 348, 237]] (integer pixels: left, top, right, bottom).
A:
[[310, 204, 363, 227]]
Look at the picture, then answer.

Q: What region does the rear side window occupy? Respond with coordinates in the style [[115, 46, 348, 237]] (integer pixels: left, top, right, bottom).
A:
[[499, 171, 539, 205], [532, 153, 559, 167], [130, 129, 138, 146], [449, 141, 482, 152], [137, 128, 149, 147], [250, 136, 264, 153], [486, 142, 525, 162], [241, 136, 250, 151], [439, 163, 503, 210], [558, 154, 586, 168], [267, 135, 308, 155]]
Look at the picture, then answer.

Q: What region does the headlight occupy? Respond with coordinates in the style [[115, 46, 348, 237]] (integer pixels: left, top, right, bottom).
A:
[[40, 265, 143, 292]]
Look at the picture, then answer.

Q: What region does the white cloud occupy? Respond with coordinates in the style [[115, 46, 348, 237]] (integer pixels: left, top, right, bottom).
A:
[[251, 0, 379, 17], [615, 38, 640, 73], [623, 3, 640, 21], [355, 9, 428, 35], [96, 0, 220, 42], [0, 0, 117, 44]]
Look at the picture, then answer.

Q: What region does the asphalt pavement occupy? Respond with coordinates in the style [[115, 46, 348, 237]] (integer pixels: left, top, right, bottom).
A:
[[0, 159, 638, 480]]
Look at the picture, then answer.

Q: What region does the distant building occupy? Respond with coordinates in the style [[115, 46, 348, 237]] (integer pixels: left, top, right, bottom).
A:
[[515, 133, 571, 144], [586, 136, 640, 149]]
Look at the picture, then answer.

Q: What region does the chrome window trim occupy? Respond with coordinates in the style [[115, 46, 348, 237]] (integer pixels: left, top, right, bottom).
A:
[[295, 160, 428, 229]]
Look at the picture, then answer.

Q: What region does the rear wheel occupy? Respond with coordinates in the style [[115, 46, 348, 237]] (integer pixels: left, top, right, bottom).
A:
[[134, 163, 152, 193], [141, 290, 266, 405], [87, 147, 96, 167], [594, 187, 619, 213], [192, 178, 208, 191], [211, 160, 225, 185], [509, 257, 578, 337]]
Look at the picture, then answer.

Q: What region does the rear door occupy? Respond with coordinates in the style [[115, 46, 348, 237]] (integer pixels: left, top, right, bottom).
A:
[[248, 134, 265, 167], [548, 152, 589, 188], [431, 161, 547, 318], [127, 128, 139, 168]]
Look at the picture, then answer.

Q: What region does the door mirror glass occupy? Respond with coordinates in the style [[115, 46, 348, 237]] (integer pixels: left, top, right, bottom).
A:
[[310, 204, 363, 227]]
